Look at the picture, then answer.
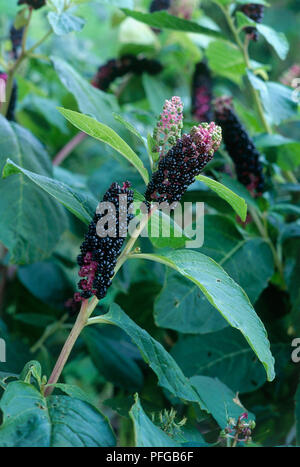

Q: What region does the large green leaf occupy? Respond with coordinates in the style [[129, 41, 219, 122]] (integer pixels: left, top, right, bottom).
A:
[[154, 217, 274, 334], [121, 9, 222, 38], [256, 24, 289, 60], [129, 395, 180, 447], [0, 117, 68, 264], [59, 108, 149, 184], [82, 326, 144, 392], [0, 381, 116, 447], [190, 376, 254, 428], [196, 175, 247, 221], [2, 159, 96, 224], [89, 304, 207, 408], [48, 12, 85, 36], [129, 250, 275, 381], [172, 328, 270, 393], [51, 56, 119, 126]]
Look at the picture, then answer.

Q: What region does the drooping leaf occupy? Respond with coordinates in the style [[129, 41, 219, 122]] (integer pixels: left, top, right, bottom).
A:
[[129, 250, 275, 381], [59, 108, 149, 184], [2, 159, 96, 224], [0, 117, 68, 264], [90, 304, 208, 409], [0, 381, 116, 447]]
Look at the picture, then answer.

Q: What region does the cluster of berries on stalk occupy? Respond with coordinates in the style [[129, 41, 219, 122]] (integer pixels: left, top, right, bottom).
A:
[[240, 3, 265, 41], [66, 182, 134, 312], [150, 0, 171, 12], [146, 97, 222, 205], [92, 55, 163, 92], [18, 0, 46, 9], [214, 96, 265, 196], [191, 61, 213, 123], [10, 25, 24, 60], [280, 64, 300, 88], [0, 73, 17, 121], [220, 413, 255, 446], [149, 0, 196, 19]]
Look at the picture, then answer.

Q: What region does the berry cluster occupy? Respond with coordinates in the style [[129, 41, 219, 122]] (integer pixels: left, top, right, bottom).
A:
[[214, 97, 265, 196], [145, 121, 222, 205], [191, 61, 213, 123], [280, 64, 300, 88], [169, 0, 197, 19], [10, 25, 24, 60], [149, 0, 171, 13], [92, 55, 163, 92], [152, 96, 184, 159], [240, 3, 265, 41], [18, 0, 46, 9], [0, 73, 17, 121], [72, 182, 134, 305]]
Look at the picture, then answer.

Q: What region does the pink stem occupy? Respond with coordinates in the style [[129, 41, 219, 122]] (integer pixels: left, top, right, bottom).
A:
[[53, 131, 87, 166]]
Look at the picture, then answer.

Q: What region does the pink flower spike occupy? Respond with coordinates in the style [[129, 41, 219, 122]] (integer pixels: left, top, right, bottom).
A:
[[153, 96, 184, 159]]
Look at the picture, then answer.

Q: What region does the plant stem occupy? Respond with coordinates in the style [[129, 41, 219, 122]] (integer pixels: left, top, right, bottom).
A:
[[44, 300, 91, 397], [53, 132, 87, 166], [45, 204, 157, 394], [30, 314, 68, 354]]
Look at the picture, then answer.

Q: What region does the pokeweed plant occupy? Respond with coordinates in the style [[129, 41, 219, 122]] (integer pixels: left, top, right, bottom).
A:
[[0, 0, 299, 448]]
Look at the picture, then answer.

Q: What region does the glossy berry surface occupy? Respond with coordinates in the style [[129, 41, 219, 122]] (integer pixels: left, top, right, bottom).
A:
[[192, 62, 213, 123]]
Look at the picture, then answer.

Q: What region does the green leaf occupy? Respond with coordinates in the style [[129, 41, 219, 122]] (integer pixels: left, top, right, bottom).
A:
[[190, 376, 254, 429], [172, 328, 270, 393], [121, 9, 222, 38], [147, 209, 191, 250], [154, 270, 228, 334], [206, 40, 246, 84], [59, 108, 149, 184], [113, 113, 146, 146], [2, 159, 96, 224], [257, 24, 289, 60], [48, 12, 85, 35], [129, 395, 180, 447], [247, 71, 297, 125], [196, 175, 247, 221], [143, 74, 172, 115], [0, 117, 68, 264], [0, 381, 116, 447], [91, 304, 207, 408], [51, 56, 119, 126], [236, 11, 256, 30], [82, 325, 144, 392], [129, 250, 275, 381]]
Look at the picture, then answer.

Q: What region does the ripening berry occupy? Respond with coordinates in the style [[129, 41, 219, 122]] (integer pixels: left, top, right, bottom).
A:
[[92, 55, 163, 92], [191, 62, 213, 123], [240, 3, 265, 41], [214, 97, 265, 196], [145, 121, 222, 205], [69, 182, 134, 306], [18, 0, 46, 9], [149, 0, 171, 13]]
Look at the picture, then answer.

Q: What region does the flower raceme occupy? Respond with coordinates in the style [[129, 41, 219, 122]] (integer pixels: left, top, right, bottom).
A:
[[68, 182, 134, 308], [145, 120, 222, 205], [240, 3, 265, 41], [191, 61, 213, 123], [214, 96, 265, 196], [92, 55, 163, 92], [152, 96, 184, 159], [18, 0, 46, 9]]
